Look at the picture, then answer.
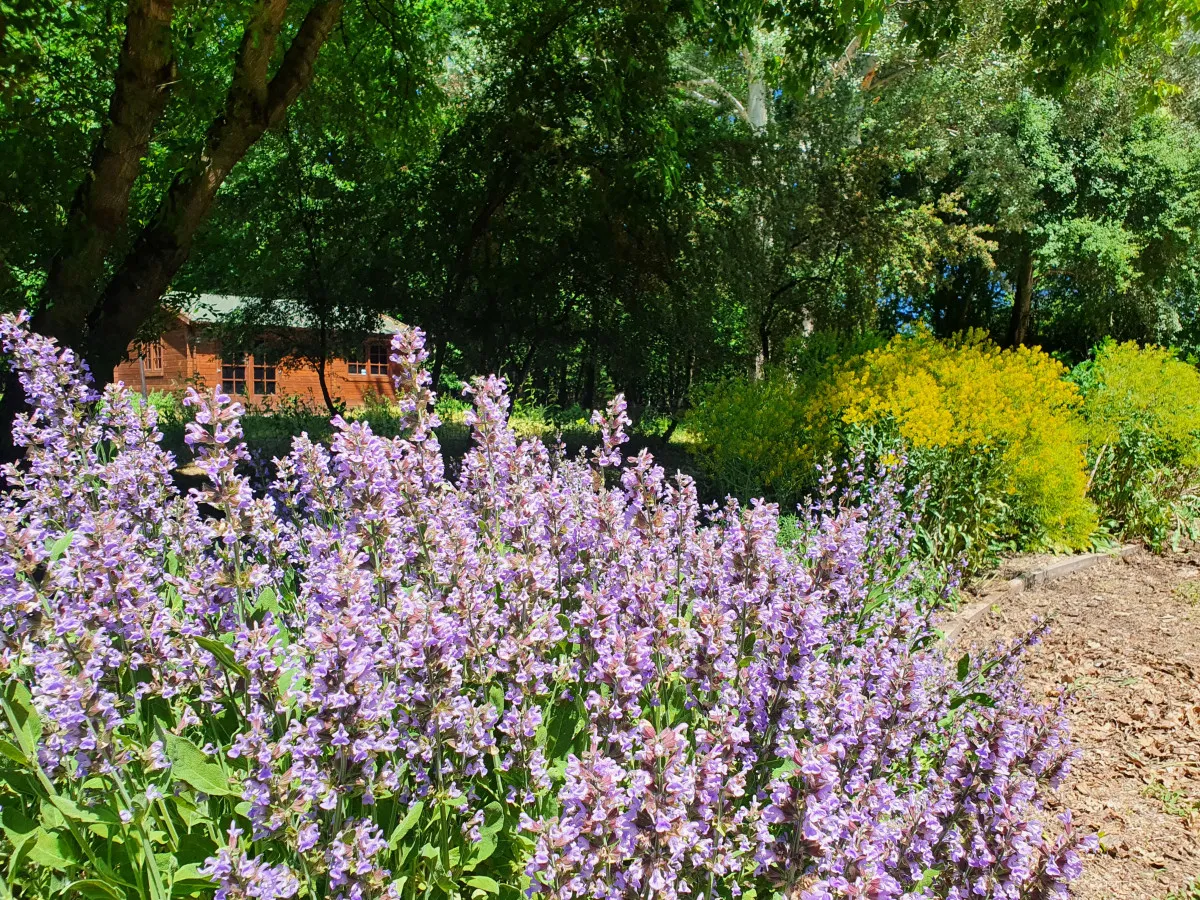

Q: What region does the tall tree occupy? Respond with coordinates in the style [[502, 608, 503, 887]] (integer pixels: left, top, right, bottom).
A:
[[0, 0, 452, 460], [36, 0, 345, 377]]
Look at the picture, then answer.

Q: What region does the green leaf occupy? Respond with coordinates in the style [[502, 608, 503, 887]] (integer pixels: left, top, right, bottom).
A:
[[771, 757, 798, 779], [948, 691, 996, 711], [0, 769, 39, 801], [388, 800, 424, 849], [956, 653, 971, 681], [277, 666, 300, 697], [0, 739, 26, 765], [481, 801, 504, 836], [46, 531, 74, 563], [857, 586, 887, 621], [168, 795, 206, 831], [194, 636, 249, 680], [913, 867, 942, 891], [39, 799, 64, 831], [254, 586, 279, 614], [172, 862, 214, 886], [174, 830, 219, 868], [67, 879, 124, 900], [27, 828, 80, 871], [464, 803, 504, 870], [466, 875, 501, 895], [546, 702, 580, 760], [2, 804, 37, 845], [156, 851, 180, 878], [8, 829, 34, 881], [4, 681, 40, 745], [165, 735, 238, 797], [49, 795, 119, 826]]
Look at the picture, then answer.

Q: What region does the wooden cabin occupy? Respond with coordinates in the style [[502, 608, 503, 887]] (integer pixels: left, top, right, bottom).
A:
[[112, 295, 403, 408]]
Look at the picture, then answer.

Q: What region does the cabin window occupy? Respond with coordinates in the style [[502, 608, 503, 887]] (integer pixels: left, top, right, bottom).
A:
[[221, 352, 246, 395], [253, 352, 277, 396], [368, 342, 389, 376], [347, 346, 367, 376], [143, 340, 163, 373]]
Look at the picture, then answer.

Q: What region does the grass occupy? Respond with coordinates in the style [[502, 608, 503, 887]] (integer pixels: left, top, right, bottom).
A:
[[1142, 778, 1200, 820], [1160, 880, 1200, 900], [1173, 580, 1200, 606]]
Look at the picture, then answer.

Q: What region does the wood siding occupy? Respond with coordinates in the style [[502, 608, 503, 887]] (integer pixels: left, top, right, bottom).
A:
[[113, 318, 399, 409]]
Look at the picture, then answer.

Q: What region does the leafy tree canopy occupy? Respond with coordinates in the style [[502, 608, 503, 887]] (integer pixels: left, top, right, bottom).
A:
[[1, 0, 1198, 425]]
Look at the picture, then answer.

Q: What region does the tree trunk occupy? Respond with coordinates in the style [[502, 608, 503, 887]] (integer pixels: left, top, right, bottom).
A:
[[754, 316, 772, 379], [746, 78, 768, 134], [3, 0, 343, 463], [39, 0, 177, 351], [742, 40, 768, 135], [1007, 245, 1035, 347], [81, 0, 345, 380], [41, 1, 174, 330], [510, 340, 539, 403], [315, 355, 336, 417], [581, 348, 597, 412]]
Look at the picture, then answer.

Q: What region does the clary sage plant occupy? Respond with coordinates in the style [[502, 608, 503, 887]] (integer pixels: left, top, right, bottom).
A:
[[0, 313, 1091, 900]]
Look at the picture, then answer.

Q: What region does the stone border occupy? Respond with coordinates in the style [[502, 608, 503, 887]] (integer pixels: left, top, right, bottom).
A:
[[942, 544, 1139, 643]]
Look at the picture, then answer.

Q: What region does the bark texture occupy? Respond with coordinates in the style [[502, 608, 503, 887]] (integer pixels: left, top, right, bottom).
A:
[[84, 0, 346, 379], [1007, 245, 1036, 347], [37, 0, 177, 349], [5, 0, 344, 464]]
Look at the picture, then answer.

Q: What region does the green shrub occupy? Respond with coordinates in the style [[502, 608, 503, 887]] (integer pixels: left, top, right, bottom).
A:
[[684, 371, 825, 503], [847, 422, 1032, 573], [356, 389, 408, 436], [683, 331, 878, 504], [130, 389, 188, 427], [1073, 340, 1200, 548], [781, 329, 888, 378]]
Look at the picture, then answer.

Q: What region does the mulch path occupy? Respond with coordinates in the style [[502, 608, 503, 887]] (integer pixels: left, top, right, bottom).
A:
[[950, 548, 1200, 900]]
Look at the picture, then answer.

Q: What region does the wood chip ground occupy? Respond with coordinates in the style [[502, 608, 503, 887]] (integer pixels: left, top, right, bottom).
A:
[[949, 548, 1200, 900]]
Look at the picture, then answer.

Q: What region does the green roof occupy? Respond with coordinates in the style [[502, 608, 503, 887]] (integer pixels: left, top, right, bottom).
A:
[[176, 293, 404, 334]]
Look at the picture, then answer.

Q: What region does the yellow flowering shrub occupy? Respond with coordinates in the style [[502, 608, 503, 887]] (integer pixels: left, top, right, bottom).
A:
[[819, 328, 1097, 552], [686, 328, 1097, 572], [1073, 340, 1200, 547]]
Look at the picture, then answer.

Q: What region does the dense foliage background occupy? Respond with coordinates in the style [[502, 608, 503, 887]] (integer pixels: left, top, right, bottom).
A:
[[4, 0, 1200, 416]]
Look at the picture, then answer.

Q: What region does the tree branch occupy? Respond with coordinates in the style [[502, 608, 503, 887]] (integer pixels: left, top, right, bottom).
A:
[[815, 34, 862, 97], [675, 77, 749, 123], [39, 0, 176, 346], [83, 0, 346, 378], [861, 64, 913, 93], [267, 0, 346, 123]]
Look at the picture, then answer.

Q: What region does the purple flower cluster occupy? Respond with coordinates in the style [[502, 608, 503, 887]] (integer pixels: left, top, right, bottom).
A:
[[0, 312, 1094, 900]]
